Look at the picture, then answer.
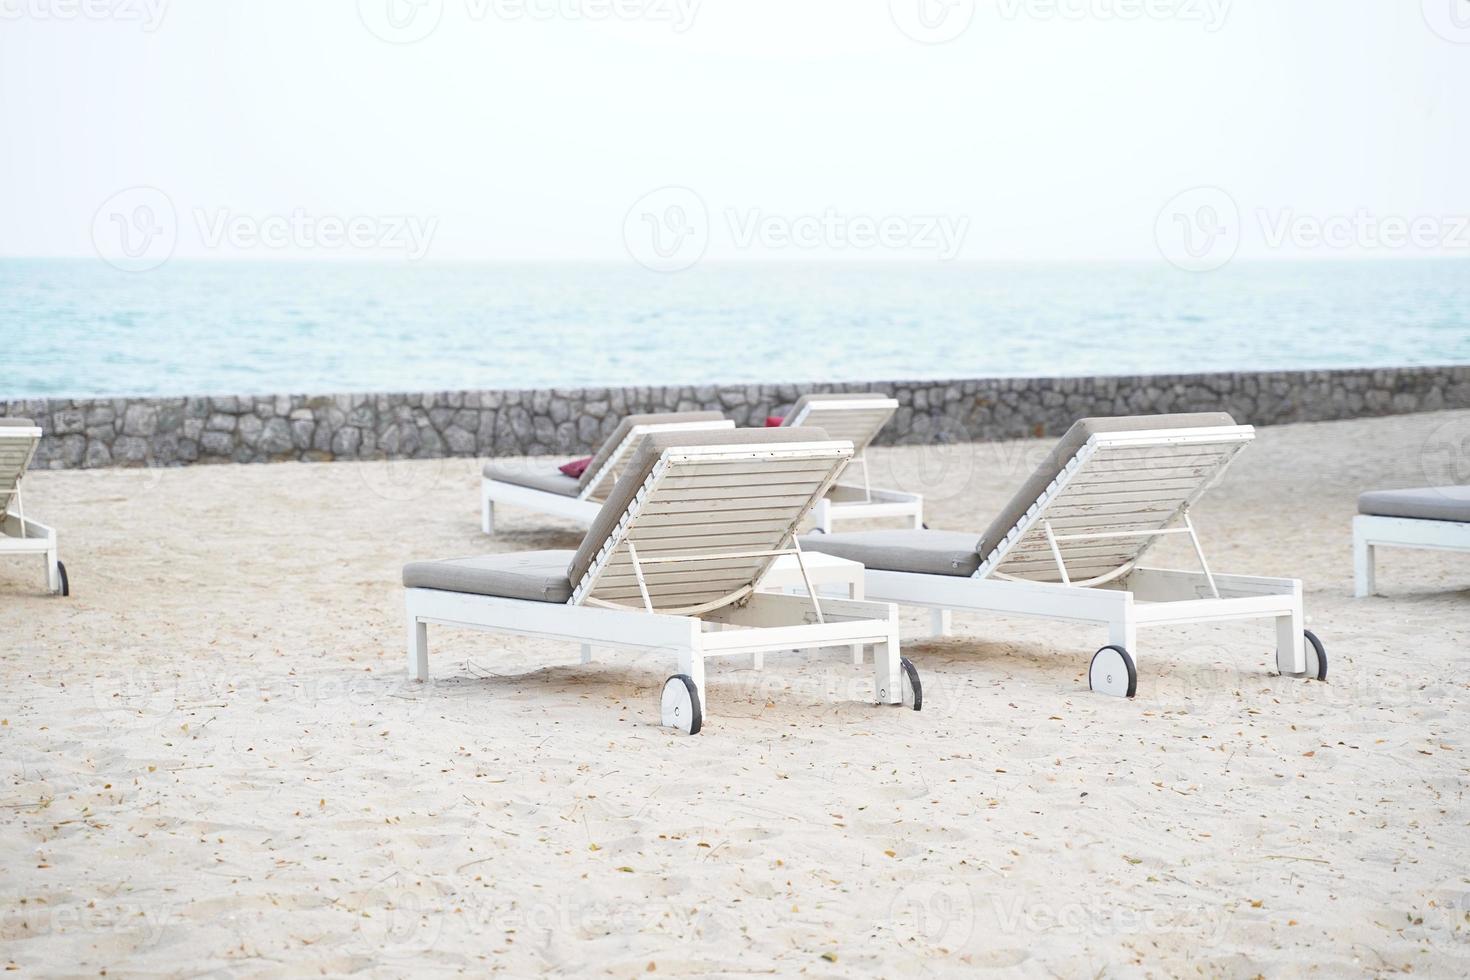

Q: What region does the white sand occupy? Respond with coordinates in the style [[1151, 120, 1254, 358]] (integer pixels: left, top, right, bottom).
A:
[[3, 410, 1468, 976]]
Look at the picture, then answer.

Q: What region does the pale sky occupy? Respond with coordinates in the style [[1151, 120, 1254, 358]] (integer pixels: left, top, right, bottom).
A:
[[2, 0, 1467, 264]]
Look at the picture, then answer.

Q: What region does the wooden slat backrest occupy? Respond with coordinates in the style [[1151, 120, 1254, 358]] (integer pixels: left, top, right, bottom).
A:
[[581, 419, 735, 501], [572, 441, 852, 615], [0, 427, 42, 515], [785, 398, 897, 456], [978, 426, 1255, 583]]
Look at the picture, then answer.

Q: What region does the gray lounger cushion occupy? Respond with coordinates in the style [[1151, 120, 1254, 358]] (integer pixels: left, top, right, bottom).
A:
[[568, 426, 836, 589], [578, 411, 727, 491], [1358, 486, 1470, 523], [403, 551, 576, 603], [799, 528, 981, 577], [975, 412, 1239, 560], [483, 462, 580, 497], [0, 418, 36, 427]]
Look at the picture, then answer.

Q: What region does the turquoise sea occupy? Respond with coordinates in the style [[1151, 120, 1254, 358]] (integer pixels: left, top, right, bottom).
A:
[[3, 259, 1467, 398]]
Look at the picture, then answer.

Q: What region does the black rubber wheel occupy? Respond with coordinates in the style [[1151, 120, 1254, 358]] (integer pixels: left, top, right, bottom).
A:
[[1303, 630, 1327, 682], [1089, 644, 1138, 698], [660, 674, 703, 735], [921, 523, 930, 530], [57, 561, 69, 598], [900, 657, 922, 711]]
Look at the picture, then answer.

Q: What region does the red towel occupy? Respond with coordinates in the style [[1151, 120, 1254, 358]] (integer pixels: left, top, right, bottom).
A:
[[559, 456, 593, 478]]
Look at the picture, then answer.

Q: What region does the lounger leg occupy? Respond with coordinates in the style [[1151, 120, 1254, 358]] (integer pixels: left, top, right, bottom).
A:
[[1274, 609, 1306, 676], [873, 626, 903, 705], [930, 608, 951, 638], [481, 488, 495, 535], [580, 644, 593, 664], [1353, 519, 1375, 597], [45, 542, 61, 595], [849, 580, 865, 665], [407, 615, 430, 681], [812, 498, 832, 534], [911, 501, 924, 529], [1107, 615, 1137, 659], [677, 646, 707, 714]]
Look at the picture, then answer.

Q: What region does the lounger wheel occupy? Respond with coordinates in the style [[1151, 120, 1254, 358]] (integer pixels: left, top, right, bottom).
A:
[[1302, 630, 1327, 682], [900, 657, 922, 711], [56, 561, 69, 597], [660, 674, 703, 735], [1089, 645, 1137, 698]]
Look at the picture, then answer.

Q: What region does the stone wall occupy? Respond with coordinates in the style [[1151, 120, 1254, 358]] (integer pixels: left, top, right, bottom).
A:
[[3, 365, 1467, 469]]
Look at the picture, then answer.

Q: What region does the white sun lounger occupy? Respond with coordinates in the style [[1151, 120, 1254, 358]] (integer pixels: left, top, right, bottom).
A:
[[779, 393, 923, 532], [1353, 487, 1470, 596], [1, 418, 68, 596], [801, 413, 1326, 697], [480, 411, 734, 533], [409, 427, 921, 733]]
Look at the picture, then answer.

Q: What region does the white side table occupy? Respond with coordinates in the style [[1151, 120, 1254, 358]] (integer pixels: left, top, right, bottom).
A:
[[755, 552, 867, 667]]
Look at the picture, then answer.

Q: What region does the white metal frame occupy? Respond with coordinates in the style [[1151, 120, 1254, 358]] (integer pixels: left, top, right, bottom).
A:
[[480, 419, 734, 534], [786, 397, 923, 532], [850, 425, 1317, 685], [1354, 513, 1470, 597], [415, 440, 910, 726], [757, 551, 868, 666], [1, 424, 64, 594]]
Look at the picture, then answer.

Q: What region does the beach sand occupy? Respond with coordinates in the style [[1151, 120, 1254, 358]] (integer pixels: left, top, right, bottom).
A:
[[3, 410, 1468, 977]]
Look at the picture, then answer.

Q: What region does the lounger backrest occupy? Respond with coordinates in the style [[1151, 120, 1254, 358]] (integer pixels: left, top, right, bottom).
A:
[[0, 419, 42, 516], [579, 411, 733, 499], [781, 393, 897, 457], [568, 427, 851, 615], [974, 413, 1252, 584]]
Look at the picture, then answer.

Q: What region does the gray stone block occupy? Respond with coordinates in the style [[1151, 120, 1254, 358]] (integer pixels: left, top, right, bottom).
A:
[[121, 404, 159, 437], [259, 418, 294, 454]]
